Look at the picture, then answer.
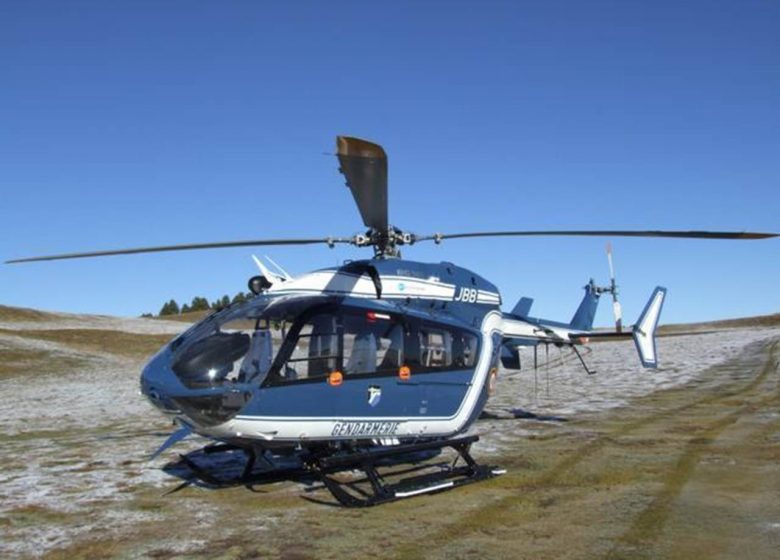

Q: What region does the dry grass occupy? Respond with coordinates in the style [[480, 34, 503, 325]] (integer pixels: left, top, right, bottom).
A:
[[2, 304, 779, 559], [27, 339, 778, 560], [659, 313, 780, 334], [0, 304, 60, 322], [0, 346, 95, 379], [153, 310, 211, 323], [0, 328, 174, 360]]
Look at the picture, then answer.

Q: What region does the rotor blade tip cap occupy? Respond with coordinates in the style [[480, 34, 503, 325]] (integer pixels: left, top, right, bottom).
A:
[[335, 136, 389, 231], [336, 136, 387, 159]]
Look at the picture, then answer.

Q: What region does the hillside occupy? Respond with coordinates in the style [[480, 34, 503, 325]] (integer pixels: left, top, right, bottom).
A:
[[658, 312, 780, 334]]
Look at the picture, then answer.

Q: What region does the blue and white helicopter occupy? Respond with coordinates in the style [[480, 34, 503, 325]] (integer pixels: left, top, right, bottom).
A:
[[8, 136, 777, 506]]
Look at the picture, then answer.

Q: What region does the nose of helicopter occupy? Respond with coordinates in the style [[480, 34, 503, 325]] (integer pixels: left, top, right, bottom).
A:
[[140, 347, 182, 416], [139, 337, 255, 429]]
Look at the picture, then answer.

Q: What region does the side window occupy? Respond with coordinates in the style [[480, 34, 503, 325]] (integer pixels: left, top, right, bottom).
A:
[[273, 307, 479, 383], [452, 331, 478, 368], [281, 314, 340, 381], [342, 313, 404, 375], [376, 323, 404, 373], [404, 319, 479, 373], [419, 328, 452, 368]]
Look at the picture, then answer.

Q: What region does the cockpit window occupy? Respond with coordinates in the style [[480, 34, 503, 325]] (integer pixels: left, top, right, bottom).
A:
[[237, 319, 281, 383], [170, 295, 315, 389], [171, 315, 284, 389]]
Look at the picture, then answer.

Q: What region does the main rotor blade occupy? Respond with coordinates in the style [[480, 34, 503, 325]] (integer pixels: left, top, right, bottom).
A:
[[336, 136, 388, 231], [5, 237, 351, 264], [417, 230, 778, 243]]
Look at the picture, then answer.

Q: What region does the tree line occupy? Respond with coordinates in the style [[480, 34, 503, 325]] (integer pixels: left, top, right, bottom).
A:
[[142, 292, 254, 317]]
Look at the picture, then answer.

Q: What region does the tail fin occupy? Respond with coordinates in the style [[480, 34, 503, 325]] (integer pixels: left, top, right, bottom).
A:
[[511, 297, 534, 317], [569, 280, 600, 331], [632, 287, 667, 368]]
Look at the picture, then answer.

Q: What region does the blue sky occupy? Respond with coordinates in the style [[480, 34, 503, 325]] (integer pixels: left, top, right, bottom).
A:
[[1, 1, 778, 324]]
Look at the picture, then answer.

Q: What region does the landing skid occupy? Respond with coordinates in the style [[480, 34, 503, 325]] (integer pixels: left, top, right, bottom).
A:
[[173, 435, 504, 507], [310, 435, 504, 507], [177, 443, 311, 488]]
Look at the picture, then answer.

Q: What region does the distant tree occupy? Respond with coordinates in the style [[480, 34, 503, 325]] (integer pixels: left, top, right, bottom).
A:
[[208, 295, 231, 310], [190, 296, 210, 312], [156, 292, 257, 316], [140, 312, 153, 318], [159, 299, 180, 316]]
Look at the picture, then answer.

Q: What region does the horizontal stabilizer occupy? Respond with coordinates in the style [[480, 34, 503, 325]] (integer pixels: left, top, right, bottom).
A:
[[511, 297, 534, 317], [632, 287, 667, 368]]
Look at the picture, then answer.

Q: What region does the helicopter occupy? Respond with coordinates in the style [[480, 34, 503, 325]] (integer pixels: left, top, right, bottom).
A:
[[7, 136, 777, 506]]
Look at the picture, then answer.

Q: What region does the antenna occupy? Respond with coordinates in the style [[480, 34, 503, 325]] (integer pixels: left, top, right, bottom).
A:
[[264, 255, 292, 281], [251, 254, 285, 284]]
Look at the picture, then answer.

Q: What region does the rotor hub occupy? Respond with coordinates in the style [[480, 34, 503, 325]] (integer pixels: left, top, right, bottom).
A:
[[351, 226, 416, 258]]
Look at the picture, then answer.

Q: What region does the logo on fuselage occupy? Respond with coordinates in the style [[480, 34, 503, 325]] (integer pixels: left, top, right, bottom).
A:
[[368, 385, 382, 407]]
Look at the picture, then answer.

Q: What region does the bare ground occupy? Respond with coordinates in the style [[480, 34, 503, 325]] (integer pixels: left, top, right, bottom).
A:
[[0, 309, 778, 559]]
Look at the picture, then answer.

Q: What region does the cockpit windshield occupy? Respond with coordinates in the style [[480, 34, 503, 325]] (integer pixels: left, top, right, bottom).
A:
[[170, 295, 328, 389]]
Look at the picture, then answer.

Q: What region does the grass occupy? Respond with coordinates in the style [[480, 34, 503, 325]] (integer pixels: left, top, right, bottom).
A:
[[5, 505, 73, 528], [0, 328, 174, 360], [659, 312, 780, 334], [1, 303, 778, 559], [153, 310, 211, 323], [9, 339, 780, 559], [0, 304, 60, 322], [0, 346, 96, 379]]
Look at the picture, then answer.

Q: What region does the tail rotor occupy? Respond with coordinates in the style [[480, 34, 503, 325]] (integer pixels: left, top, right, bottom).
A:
[[606, 242, 623, 333]]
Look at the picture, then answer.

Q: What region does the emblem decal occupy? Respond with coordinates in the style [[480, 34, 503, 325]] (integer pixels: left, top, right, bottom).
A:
[[368, 385, 382, 407]]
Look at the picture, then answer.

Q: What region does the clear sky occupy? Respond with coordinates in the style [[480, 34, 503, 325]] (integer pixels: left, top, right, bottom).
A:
[[1, 1, 778, 325]]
